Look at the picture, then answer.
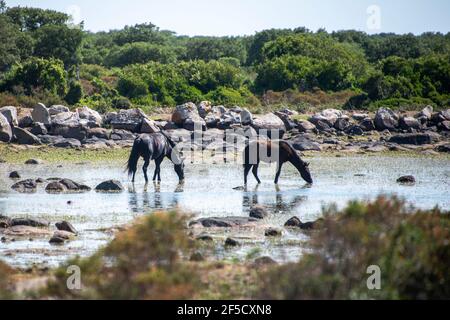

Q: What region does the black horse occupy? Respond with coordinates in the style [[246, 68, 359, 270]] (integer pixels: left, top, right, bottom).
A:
[[243, 140, 313, 185], [127, 132, 185, 183]]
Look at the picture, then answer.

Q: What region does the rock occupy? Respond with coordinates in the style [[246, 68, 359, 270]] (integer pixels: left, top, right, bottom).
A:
[[140, 118, 160, 133], [346, 125, 364, 136], [31, 103, 51, 125], [30, 122, 48, 135], [374, 108, 399, 131], [95, 180, 124, 192], [284, 216, 302, 227], [314, 120, 331, 132], [224, 237, 239, 247], [172, 102, 202, 125], [87, 127, 110, 139], [52, 123, 87, 141], [45, 179, 91, 193], [77, 106, 103, 127], [240, 109, 253, 125], [416, 106, 433, 120], [252, 113, 286, 138], [197, 101, 212, 119], [0, 113, 12, 142], [53, 138, 82, 148], [397, 175, 416, 184], [48, 105, 70, 116], [35, 178, 45, 183], [49, 236, 65, 245], [190, 217, 259, 228], [253, 256, 277, 267], [438, 121, 450, 131], [399, 116, 420, 130], [55, 221, 77, 234], [366, 144, 388, 153], [110, 129, 136, 141], [51, 111, 79, 127], [0, 106, 18, 126], [13, 127, 41, 145], [352, 113, 369, 121], [440, 109, 450, 121], [25, 159, 41, 165], [388, 133, 435, 145], [9, 171, 20, 179], [110, 109, 147, 132], [296, 120, 316, 132], [190, 251, 205, 262], [11, 179, 37, 193], [196, 234, 214, 242], [290, 135, 321, 151], [10, 218, 49, 228], [4, 226, 51, 237], [183, 118, 207, 131], [334, 118, 350, 131], [436, 144, 450, 153], [18, 115, 33, 128], [359, 118, 376, 131], [249, 205, 268, 220], [265, 227, 282, 237]]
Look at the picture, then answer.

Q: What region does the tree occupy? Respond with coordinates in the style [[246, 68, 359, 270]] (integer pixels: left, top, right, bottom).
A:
[[5, 6, 68, 31], [105, 42, 177, 67]]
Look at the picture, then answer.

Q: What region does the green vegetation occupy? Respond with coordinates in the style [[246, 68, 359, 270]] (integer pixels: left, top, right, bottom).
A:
[[257, 196, 450, 300], [0, 2, 449, 113]]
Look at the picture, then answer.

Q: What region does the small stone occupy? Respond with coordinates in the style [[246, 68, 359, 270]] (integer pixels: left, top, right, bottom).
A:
[[55, 221, 77, 234], [284, 216, 302, 228], [265, 228, 282, 237], [49, 236, 65, 245], [249, 205, 268, 220], [25, 159, 41, 165], [196, 234, 213, 242], [397, 175, 416, 184], [95, 180, 124, 192], [9, 171, 21, 179], [225, 237, 239, 247]]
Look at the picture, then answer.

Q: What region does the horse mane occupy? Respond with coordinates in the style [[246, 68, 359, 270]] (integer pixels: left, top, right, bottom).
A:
[[281, 140, 305, 165], [159, 130, 177, 148]]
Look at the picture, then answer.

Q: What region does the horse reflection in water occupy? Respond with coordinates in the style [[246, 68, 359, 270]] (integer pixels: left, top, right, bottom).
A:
[[128, 182, 182, 214], [242, 184, 309, 215]]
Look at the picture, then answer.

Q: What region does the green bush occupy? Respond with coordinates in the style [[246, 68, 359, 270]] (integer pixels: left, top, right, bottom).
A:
[[65, 81, 83, 105], [257, 196, 450, 300]]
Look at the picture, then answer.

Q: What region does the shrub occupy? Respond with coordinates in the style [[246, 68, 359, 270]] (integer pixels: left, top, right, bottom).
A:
[[41, 211, 200, 300], [65, 81, 83, 105], [257, 196, 450, 300]]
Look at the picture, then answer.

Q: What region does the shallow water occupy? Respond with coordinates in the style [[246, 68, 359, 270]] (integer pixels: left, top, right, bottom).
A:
[[0, 155, 449, 268]]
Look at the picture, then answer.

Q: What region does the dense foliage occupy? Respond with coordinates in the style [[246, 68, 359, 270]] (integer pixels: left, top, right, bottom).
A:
[[0, 2, 449, 111]]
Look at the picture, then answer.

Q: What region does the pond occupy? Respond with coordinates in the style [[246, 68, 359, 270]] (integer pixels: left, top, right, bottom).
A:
[[1, 154, 449, 268]]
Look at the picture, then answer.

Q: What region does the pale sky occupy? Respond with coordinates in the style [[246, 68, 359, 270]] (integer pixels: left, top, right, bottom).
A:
[[6, 0, 450, 36]]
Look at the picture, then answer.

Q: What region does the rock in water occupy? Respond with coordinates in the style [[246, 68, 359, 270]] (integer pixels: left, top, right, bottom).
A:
[[225, 238, 240, 247], [45, 179, 91, 193], [249, 205, 268, 219], [9, 171, 20, 179], [10, 218, 49, 228], [95, 180, 124, 192], [265, 228, 282, 237], [55, 221, 78, 234], [11, 179, 37, 193], [397, 175, 416, 184]]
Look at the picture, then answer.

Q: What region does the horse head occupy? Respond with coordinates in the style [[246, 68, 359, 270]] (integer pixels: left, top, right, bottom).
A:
[[299, 161, 313, 184]]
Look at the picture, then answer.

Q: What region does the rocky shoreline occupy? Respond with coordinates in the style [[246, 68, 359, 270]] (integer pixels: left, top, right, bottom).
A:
[[0, 102, 449, 155]]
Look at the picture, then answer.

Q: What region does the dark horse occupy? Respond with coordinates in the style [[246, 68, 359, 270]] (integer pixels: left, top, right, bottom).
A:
[[127, 132, 185, 183], [243, 140, 313, 185]]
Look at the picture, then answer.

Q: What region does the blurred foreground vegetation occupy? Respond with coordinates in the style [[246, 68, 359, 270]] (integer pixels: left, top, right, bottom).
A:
[[0, 1, 449, 113], [1, 196, 447, 300]]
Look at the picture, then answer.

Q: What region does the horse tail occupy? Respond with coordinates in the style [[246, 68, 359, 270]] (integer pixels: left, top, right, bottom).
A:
[[127, 138, 140, 178]]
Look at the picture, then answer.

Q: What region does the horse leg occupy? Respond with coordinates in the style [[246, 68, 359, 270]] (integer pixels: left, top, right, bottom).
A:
[[252, 164, 261, 184], [274, 162, 284, 184], [244, 164, 252, 185], [155, 157, 163, 182], [132, 171, 136, 183], [143, 159, 150, 183]]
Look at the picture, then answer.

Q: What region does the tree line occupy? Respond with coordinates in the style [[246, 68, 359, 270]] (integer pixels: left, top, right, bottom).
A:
[[0, 2, 449, 112]]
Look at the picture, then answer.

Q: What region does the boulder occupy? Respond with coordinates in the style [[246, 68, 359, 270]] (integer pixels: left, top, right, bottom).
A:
[[240, 109, 253, 125], [397, 175, 416, 184], [31, 103, 51, 125], [48, 105, 70, 116], [359, 118, 376, 131], [45, 179, 91, 193], [225, 237, 240, 247], [55, 221, 77, 234], [352, 113, 369, 121], [290, 135, 321, 151], [77, 106, 103, 127], [53, 138, 82, 148], [95, 180, 124, 192], [388, 133, 435, 145], [438, 121, 450, 131], [52, 124, 87, 141], [399, 116, 420, 130], [51, 111, 79, 127], [197, 101, 212, 118], [13, 127, 41, 145], [30, 122, 48, 136], [249, 205, 268, 220], [252, 113, 285, 138], [0, 106, 18, 126], [374, 108, 399, 131], [10, 218, 49, 228], [265, 227, 282, 237], [416, 106, 433, 120], [11, 179, 37, 193], [296, 120, 316, 132], [110, 129, 136, 141], [140, 118, 160, 134], [334, 117, 350, 131], [189, 217, 259, 228], [183, 118, 207, 131], [346, 125, 364, 136], [310, 109, 342, 126], [87, 127, 110, 139], [110, 109, 147, 132], [172, 102, 202, 125], [0, 113, 12, 142], [9, 171, 20, 179]]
